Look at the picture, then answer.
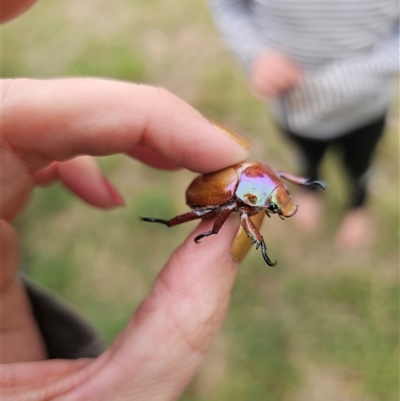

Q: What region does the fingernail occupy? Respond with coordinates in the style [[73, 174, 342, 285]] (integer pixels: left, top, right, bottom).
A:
[[102, 176, 125, 207], [209, 120, 252, 149], [230, 211, 265, 263]]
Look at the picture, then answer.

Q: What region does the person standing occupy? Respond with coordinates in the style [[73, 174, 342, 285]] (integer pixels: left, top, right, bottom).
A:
[[209, 0, 399, 248]]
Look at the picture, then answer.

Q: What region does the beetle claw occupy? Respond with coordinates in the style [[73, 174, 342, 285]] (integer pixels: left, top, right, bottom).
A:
[[303, 180, 327, 190], [260, 241, 277, 267], [194, 231, 214, 243]]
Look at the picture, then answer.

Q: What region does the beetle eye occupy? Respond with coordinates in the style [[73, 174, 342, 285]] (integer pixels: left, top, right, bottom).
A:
[[268, 203, 278, 212]]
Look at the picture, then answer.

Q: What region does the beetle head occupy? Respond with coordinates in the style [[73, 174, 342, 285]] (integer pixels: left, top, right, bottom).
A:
[[267, 187, 298, 218]]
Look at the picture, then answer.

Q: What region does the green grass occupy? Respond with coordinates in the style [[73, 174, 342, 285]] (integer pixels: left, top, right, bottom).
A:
[[3, 1, 399, 400]]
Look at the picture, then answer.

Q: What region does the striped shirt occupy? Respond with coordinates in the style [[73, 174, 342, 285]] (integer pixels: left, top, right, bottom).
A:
[[210, 0, 399, 138]]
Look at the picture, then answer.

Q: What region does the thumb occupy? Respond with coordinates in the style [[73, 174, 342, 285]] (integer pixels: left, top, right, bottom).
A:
[[54, 217, 242, 401]]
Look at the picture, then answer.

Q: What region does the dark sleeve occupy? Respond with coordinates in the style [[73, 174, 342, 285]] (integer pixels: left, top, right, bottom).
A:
[[23, 277, 105, 359]]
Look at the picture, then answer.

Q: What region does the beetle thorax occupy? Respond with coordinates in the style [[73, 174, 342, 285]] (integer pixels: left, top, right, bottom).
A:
[[234, 166, 280, 207]]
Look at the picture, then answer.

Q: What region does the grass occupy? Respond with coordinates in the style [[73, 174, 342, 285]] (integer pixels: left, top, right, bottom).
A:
[[3, 1, 399, 400]]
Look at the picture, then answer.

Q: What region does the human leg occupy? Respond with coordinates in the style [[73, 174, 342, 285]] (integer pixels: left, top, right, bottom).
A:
[[283, 131, 328, 230], [284, 130, 328, 182], [334, 114, 386, 248], [339, 114, 386, 208]]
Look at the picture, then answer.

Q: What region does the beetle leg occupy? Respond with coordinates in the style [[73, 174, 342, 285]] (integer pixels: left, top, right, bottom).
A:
[[277, 171, 327, 190], [194, 205, 235, 243], [141, 210, 208, 227], [240, 211, 277, 266]]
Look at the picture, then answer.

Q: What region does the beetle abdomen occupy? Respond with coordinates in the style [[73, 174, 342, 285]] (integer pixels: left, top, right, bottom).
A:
[[186, 166, 240, 206]]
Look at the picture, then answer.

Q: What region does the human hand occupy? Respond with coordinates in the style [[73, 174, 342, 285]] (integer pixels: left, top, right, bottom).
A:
[[249, 50, 302, 99], [1, 78, 252, 400]]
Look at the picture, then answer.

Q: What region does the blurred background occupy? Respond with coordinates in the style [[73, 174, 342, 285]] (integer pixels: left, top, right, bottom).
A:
[[3, 1, 399, 400]]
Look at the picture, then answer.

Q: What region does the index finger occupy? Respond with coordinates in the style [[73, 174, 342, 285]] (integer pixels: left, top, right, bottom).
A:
[[2, 78, 250, 173]]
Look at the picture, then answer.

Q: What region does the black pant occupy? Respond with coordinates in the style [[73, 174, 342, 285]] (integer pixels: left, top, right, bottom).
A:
[[284, 114, 386, 209]]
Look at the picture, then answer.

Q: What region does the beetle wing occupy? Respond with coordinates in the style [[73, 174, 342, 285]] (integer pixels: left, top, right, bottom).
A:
[[186, 166, 239, 206]]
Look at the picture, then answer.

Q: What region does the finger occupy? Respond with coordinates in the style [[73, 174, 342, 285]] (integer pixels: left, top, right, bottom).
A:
[[33, 156, 124, 208], [129, 146, 181, 170], [0, 0, 38, 23], [0, 220, 47, 362], [1, 358, 92, 399], [0, 220, 20, 291], [2, 79, 250, 173], [53, 217, 241, 401], [2, 78, 250, 218]]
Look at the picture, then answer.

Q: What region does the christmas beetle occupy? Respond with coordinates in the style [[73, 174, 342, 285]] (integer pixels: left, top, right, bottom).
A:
[[141, 161, 326, 266]]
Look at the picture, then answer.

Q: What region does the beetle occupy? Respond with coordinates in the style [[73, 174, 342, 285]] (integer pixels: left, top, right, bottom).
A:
[[141, 161, 326, 266]]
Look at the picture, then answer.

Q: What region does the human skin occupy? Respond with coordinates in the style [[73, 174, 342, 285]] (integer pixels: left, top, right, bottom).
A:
[[0, 0, 37, 22], [1, 77, 252, 400], [1, 1, 258, 398], [249, 50, 303, 99]]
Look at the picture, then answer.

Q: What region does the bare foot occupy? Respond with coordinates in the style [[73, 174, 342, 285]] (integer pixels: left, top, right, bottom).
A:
[[334, 208, 373, 250], [292, 192, 323, 231]]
